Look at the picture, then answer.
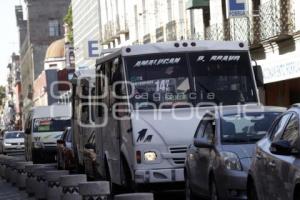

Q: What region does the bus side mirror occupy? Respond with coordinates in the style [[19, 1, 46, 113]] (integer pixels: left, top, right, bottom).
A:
[[25, 128, 31, 134], [253, 65, 264, 87]]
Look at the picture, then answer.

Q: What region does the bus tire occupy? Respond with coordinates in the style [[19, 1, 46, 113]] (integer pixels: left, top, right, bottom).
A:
[[122, 158, 135, 192]]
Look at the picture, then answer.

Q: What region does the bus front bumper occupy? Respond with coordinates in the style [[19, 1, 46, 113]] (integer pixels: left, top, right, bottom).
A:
[[135, 168, 184, 183]]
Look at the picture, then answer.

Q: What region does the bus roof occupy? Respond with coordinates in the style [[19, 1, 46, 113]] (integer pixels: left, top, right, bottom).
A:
[[96, 40, 249, 64], [31, 105, 71, 118]]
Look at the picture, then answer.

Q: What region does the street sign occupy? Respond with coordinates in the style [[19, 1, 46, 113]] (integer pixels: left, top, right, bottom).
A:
[[84, 40, 102, 59], [227, 0, 247, 17]]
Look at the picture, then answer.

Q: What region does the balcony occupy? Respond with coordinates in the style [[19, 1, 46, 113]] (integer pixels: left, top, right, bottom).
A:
[[259, 0, 295, 41], [186, 0, 209, 9], [166, 21, 177, 41], [204, 0, 295, 46]]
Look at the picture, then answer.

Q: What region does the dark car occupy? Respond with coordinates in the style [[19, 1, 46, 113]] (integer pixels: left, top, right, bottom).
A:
[[56, 127, 75, 170], [185, 105, 285, 200], [248, 104, 300, 200]]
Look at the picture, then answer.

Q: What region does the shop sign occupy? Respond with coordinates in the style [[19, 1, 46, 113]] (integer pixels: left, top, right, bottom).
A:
[[84, 40, 101, 59], [227, 0, 247, 17], [261, 56, 300, 84]]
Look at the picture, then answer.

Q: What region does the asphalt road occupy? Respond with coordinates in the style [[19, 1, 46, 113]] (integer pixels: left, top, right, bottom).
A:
[[0, 179, 34, 200]]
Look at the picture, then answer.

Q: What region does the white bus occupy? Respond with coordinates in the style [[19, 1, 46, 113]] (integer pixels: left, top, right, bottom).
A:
[[70, 69, 96, 175], [92, 40, 263, 191], [24, 105, 71, 163]]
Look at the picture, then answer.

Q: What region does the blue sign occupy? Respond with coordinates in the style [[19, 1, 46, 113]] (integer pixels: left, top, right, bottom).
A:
[[88, 40, 99, 58], [228, 0, 246, 17]]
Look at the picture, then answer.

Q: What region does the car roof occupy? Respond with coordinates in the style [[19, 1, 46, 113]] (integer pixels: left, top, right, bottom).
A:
[[203, 105, 287, 116], [287, 104, 300, 115], [4, 130, 24, 133]]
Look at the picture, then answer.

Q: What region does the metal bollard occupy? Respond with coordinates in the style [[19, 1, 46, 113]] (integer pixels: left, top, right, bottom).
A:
[[114, 193, 154, 200], [33, 165, 58, 199], [16, 162, 33, 190], [0, 155, 9, 178], [10, 160, 26, 186], [4, 157, 23, 182], [2, 156, 13, 181], [25, 164, 46, 196], [60, 174, 87, 200], [46, 170, 69, 200], [79, 181, 110, 200]]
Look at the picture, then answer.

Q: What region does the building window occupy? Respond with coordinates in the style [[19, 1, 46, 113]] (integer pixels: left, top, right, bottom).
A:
[[49, 19, 60, 37]]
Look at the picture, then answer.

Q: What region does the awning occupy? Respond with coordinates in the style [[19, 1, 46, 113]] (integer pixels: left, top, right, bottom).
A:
[[186, 0, 209, 9]]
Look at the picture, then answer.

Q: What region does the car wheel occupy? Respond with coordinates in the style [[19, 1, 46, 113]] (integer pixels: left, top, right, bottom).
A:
[[210, 178, 219, 200], [248, 181, 259, 200], [185, 178, 196, 200]]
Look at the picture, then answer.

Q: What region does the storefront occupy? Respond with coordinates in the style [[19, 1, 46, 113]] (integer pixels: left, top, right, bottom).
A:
[[259, 50, 300, 107]]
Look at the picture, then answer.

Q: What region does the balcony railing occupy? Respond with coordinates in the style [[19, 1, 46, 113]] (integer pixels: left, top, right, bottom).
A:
[[259, 0, 295, 41], [203, 0, 295, 45]]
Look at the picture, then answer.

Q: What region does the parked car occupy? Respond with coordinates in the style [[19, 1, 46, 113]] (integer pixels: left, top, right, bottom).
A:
[[185, 106, 285, 200], [56, 127, 75, 170], [0, 130, 25, 154], [248, 104, 300, 200]]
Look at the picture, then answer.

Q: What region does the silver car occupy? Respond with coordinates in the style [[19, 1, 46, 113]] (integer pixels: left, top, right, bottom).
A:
[[185, 106, 285, 200], [0, 131, 25, 154]]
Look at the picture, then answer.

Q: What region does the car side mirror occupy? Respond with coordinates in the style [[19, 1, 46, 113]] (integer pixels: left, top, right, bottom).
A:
[[253, 65, 264, 87], [270, 140, 296, 156], [57, 139, 65, 145], [194, 138, 214, 148], [85, 143, 96, 151]]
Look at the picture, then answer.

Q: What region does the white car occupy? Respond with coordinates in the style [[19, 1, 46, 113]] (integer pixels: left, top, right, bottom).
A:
[[0, 131, 25, 154]]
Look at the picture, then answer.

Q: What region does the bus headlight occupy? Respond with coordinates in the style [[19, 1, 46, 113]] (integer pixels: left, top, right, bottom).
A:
[[144, 151, 157, 162]]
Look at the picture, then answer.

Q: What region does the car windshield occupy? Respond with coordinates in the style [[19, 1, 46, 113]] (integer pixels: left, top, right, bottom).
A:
[[221, 112, 281, 144], [5, 132, 24, 139], [33, 117, 71, 133]]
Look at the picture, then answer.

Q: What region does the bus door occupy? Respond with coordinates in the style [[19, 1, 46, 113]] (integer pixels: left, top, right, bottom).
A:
[[103, 58, 123, 184]]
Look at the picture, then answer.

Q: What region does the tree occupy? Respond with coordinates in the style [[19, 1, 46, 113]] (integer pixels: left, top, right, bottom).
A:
[[0, 86, 6, 106], [64, 5, 73, 43]]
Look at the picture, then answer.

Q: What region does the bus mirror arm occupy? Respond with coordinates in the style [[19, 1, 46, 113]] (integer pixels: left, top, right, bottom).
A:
[[253, 65, 264, 87], [25, 128, 31, 134]]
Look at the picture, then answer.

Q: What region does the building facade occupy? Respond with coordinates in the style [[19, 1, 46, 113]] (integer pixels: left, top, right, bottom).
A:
[[33, 38, 75, 107], [71, 0, 205, 70], [15, 0, 71, 121], [2, 53, 22, 130], [71, 0, 300, 107]]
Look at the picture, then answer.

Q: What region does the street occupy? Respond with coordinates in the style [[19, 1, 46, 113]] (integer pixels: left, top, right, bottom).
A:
[[0, 178, 34, 200]]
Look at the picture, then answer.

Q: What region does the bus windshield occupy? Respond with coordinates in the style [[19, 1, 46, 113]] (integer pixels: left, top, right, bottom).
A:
[[33, 117, 71, 133], [189, 51, 257, 105], [126, 53, 190, 109], [125, 51, 257, 109]]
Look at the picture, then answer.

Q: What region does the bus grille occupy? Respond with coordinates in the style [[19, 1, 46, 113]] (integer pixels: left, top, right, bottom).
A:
[[169, 146, 187, 165]]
